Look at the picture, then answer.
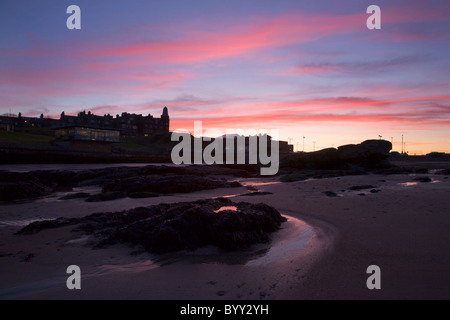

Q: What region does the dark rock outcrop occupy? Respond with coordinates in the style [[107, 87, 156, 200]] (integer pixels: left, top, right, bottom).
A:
[[85, 191, 127, 202], [0, 181, 51, 201], [279, 168, 367, 182], [0, 164, 247, 201], [0, 171, 51, 201], [323, 191, 338, 197], [102, 175, 242, 195], [349, 185, 377, 191], [338, 140, 392, 164], [59, 192, 90, 200], [17, 198, 286, 254], [239, 191, 273, 197], [128, 192, 159, 198], [17, 217, 74, 234], [281, 139, 392, 170]]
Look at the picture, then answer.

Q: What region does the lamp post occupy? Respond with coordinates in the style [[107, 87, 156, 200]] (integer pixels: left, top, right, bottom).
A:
[[401, 135, 407, 155]]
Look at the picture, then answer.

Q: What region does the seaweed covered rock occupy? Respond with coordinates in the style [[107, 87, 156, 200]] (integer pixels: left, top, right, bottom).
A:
[[0, 164, 247, 201], [102, 175, 242, 194], [437, 169, 450, 175], [16, 198, 286, 254], [0, 181, 51, 201]]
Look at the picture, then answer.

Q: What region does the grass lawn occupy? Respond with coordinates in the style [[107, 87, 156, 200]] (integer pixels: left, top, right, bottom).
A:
[[0, 130, 174, 155], [0, 131, 55, 149]]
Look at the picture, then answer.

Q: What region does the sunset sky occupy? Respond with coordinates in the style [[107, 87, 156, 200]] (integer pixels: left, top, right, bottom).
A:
[[1, 0, 449, 154]]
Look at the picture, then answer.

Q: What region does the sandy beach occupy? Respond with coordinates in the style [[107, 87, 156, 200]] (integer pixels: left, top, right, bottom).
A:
[[2, 0, 450, 305], [0, 165, 449, 300]]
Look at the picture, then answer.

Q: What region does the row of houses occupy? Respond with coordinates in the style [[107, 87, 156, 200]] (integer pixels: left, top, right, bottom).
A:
[[0, 117, 14, 132], [0, 107, 170, 138], [1, 107, 294, 158]]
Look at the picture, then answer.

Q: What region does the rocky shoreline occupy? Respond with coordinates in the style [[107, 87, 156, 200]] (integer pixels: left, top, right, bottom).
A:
[[0, 165, 249, 202], [2, 163, 449, 202], [2, 140, 449, 202]]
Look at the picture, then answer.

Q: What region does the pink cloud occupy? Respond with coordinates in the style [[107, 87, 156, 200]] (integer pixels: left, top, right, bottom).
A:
[[0, 60, 190, 100], [169, 94, 450, 134], [382, 2, 450, 25], [286, 55, 429, 77], [364, 3, 450, 43], [207, 95, 450, 117], [74, 12, 363, 65], [287, 64, 340, 75]]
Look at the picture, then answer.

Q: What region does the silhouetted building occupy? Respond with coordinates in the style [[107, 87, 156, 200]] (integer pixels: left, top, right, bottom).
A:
[[279, 140, 294, 154], [59, 107, 169, 136], [54, 126, 120, 143], [53, 125, 121, 153], [0, 117, 14, 132], [4, 107, 170, 137], [1, 113, 59, 128], [186, 134, 293, 164]]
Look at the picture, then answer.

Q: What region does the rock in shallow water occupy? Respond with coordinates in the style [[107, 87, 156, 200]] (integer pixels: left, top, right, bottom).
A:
[[102, 175, 242, 194], [349, 185, 377, 191], [413, 177, 432, 183], [437, 168, 450, 175], [58, 192, 90, 200], [85, 191, 127, 202], [0, 165, 247, 201], [0, 181, 51, 201], [17, 198, 287, 254]]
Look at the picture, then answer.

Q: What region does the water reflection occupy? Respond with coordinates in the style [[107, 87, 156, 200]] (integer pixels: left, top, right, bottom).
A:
[[153, 214, 312, 266], [399, 182, 418, 187], [214, 206, 238, 213]]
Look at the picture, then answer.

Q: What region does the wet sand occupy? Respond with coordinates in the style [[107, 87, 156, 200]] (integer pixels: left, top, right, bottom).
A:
[[0, 169, 449, 299], [0, 206, 316, 300], [250, 173, 450, 299]]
